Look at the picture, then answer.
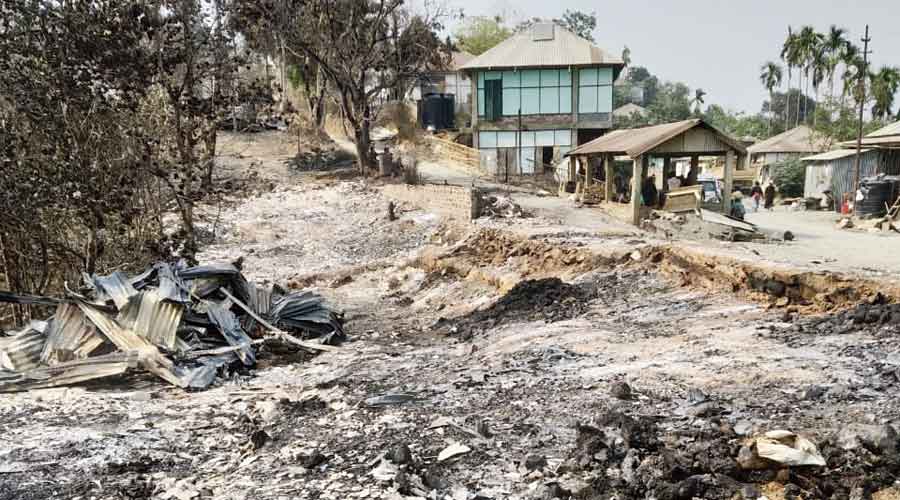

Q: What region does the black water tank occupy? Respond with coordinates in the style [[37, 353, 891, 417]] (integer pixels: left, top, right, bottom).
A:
[[857, 176, 899, 217], [420, 93, 455, 131]]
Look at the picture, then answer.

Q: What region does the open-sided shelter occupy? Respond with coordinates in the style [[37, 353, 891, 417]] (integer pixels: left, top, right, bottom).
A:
[[566, 119, 747, 225]]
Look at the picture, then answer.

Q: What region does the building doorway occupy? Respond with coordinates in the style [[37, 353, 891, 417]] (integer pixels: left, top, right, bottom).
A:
[[541, 146, 554, 170]]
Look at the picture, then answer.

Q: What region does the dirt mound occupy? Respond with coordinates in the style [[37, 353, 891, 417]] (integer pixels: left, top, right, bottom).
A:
[[434, 278, 592, 339], [431, 229, 610, 280]]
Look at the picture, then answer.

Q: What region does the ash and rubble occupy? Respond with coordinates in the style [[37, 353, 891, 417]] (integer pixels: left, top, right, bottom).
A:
[[4, 179, 900, 500], [0, 261, 345, 393]]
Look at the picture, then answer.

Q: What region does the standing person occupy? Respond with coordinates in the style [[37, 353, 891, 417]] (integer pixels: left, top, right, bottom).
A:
[[750, 181, 763, 212], [642, 175, 659, 207], [730, 191, 746, 220], [667, 175, 682, 192], [764, 182, 776, 210]]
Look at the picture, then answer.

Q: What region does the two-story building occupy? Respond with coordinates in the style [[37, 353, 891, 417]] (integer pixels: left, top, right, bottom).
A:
[[460, 23, 624, 175]]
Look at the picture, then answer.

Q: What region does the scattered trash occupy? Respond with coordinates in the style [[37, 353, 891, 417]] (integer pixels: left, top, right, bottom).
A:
[[836, 217, 854, 230], [364, 393, 416, 407], [0, 261, 345, 392], [479, 194, 527, 219], [437, 442, 471, 462], [738, 430, 826, 469]]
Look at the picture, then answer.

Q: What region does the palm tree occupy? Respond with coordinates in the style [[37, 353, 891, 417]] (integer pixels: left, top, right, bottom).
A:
[[810, 49, 828, 126], [780, 27, 797, 129], [796, 26, 823, 125], [760, 61, 783, 134], [691, 88, 706, 115], [823, 25, 848, 109], [870, 66, 900, 121], [839, 42, 861, 112]]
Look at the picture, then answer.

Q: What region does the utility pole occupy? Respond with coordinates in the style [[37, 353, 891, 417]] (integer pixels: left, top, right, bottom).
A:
[[852, 25, 871, 214]]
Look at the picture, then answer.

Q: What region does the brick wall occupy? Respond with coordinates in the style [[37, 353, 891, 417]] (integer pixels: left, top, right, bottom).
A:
[[381, 183, 480, 221]]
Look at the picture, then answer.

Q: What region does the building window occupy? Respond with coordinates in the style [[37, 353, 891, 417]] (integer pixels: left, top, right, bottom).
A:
[[578, 68, 613, 114], [477, 69, 573, 118]]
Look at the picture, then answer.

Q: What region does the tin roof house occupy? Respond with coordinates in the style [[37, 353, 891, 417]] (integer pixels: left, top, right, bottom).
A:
[[460, 23, 625, 177]]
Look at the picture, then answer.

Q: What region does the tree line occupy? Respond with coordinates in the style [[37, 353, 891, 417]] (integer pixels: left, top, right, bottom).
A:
[[0, 0, 446, 325], [760, 25, 900, 130]]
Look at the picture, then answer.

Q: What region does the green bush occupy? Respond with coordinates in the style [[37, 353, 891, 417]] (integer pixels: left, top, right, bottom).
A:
[[770, 158, 806, 198]]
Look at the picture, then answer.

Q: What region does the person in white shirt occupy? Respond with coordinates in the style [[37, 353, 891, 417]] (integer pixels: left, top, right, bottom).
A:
[[667, 176, 682, 191]]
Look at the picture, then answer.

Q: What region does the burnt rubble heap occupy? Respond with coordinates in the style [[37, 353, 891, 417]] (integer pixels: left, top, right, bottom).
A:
[[0, 262, 345, 392]]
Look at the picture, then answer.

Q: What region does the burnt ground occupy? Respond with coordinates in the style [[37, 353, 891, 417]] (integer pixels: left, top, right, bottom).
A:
[[3, 169, 900, 499]]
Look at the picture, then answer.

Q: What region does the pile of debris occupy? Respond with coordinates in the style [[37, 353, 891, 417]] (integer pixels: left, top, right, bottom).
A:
[[285, 145, 355, 172], [434, 278, 593, 339], [479, 194, 528, 219], [558, 408, 900, 499], [0, 262, 344, 392]]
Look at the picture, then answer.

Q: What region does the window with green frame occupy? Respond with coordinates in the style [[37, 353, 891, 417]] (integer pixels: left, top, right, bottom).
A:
[[477, 69, 572, 118]]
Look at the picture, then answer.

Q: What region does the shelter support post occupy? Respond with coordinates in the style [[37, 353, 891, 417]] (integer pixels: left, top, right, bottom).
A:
[[688, 155, 699, 185], [604, 155, 613, 203], [568, 156, 576, 186], [631, 155, 643, 225], [723, 150, 735, 213], [583, 157, 592, 189], [661, 157, 671, 191]]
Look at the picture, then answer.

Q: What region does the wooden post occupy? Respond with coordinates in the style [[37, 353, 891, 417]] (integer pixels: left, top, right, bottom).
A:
[[688, 155, 699, 185], [604, 154, 614, 203], [568, 156, 577, 185], [723, 150, 735, 213], [631, 155, 643, 225], [661, 157, 671, 191], [584, 157, 592, 189]]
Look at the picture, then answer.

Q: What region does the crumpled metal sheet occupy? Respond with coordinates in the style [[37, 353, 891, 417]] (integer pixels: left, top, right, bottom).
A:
[[156, 263, 191, 303], [90, 271, 139, 309], [78, 301, 183, 387], [268, 291, 346, 345], [206, 302, 256, 366], [0, 322, 48, 372], [0, 351, 139, 393], [41, 303, 104, 365], [117, 289, 184, 349]]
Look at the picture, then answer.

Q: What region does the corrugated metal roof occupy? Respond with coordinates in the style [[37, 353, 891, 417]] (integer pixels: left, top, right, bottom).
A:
[[460, 24, 624, 70], [867, 120, 900, 138], [567, 119, 746, 158], [802, 149, 873, 161], [747, 125, 828, 154]]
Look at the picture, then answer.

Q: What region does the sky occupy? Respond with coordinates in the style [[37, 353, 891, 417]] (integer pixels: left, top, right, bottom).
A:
[[441, 0, 900, 115]]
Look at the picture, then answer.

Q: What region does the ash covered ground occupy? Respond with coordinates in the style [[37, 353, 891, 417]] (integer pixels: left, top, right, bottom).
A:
[[3, 171, 900, 500]]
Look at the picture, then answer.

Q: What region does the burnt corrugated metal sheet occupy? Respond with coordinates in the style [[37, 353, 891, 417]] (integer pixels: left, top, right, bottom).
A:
[[41, 303, 104, 365], [0, 351, 139, 393], [116, 290, 183, 349], [460, 24, 624, 71], [0, 323, 48, 371], [748, 126, 828, 154], [91, 271, 138, 309], [567, 119, 746, 159]]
